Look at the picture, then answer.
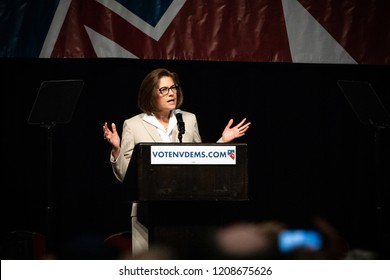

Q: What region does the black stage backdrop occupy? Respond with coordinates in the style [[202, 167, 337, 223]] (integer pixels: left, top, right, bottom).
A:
[[2, 58, 390, 257]]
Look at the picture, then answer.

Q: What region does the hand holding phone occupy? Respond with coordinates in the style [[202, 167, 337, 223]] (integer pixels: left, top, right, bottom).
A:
[[278, 229, 323, 253]]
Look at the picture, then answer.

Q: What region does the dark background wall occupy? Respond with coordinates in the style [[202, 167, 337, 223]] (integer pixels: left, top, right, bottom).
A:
[[3, 58, 390, 257]]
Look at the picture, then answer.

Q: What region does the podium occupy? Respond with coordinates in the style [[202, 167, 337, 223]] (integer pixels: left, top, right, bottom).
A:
[[123, 143, 249, 254]]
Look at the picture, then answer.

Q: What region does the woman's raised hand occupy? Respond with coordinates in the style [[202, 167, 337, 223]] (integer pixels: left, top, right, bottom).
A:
[[103, 122, 120, 149], [221, 118, 251, 143]]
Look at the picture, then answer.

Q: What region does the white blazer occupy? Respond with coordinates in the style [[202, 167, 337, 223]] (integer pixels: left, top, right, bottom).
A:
[[110, 110, 202, 182]]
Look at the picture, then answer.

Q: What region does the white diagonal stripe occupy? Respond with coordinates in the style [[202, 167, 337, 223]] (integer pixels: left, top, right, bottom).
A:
[[281, 0, 357, 64], [85, 26, 138, 58], [39, 0, 72, 58], [96, 0, 187, 41]]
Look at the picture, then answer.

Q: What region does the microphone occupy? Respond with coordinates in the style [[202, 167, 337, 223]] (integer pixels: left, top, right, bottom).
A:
[[175, 110, 185, 143]]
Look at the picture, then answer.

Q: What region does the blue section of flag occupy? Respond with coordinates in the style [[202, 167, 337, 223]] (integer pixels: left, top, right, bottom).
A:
[[0, 0, 59, 57], [115, 0, 173, 27]]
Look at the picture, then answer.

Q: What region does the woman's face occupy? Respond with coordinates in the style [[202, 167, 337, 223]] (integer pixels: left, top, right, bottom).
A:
[[156, 76, 177, 112]]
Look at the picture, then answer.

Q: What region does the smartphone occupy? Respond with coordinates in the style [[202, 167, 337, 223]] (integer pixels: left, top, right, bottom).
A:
[[278, 229, 323, 253]]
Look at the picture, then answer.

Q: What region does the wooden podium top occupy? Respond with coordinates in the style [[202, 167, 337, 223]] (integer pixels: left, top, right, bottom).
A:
[[123, 143, 249, 201]]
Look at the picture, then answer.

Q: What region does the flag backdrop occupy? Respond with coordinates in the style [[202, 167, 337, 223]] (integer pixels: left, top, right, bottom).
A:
[[1, 0, 390, 64]]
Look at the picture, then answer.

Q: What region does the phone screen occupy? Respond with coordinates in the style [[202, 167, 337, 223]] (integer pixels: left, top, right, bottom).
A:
[[278, 229, 323, 253]]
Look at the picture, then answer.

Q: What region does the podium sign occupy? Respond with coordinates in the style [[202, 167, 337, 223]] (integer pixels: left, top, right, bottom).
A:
[[124, 143, 248, 201], [150, 145, 237, 165]]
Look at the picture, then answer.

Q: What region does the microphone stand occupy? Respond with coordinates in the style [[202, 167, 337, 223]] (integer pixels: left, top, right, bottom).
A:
[[178, 131, 183, 143], [176, 113, 185, 143]]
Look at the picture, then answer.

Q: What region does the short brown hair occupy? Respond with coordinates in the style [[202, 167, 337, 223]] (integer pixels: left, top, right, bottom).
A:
[[138, 68, 183, 114]]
